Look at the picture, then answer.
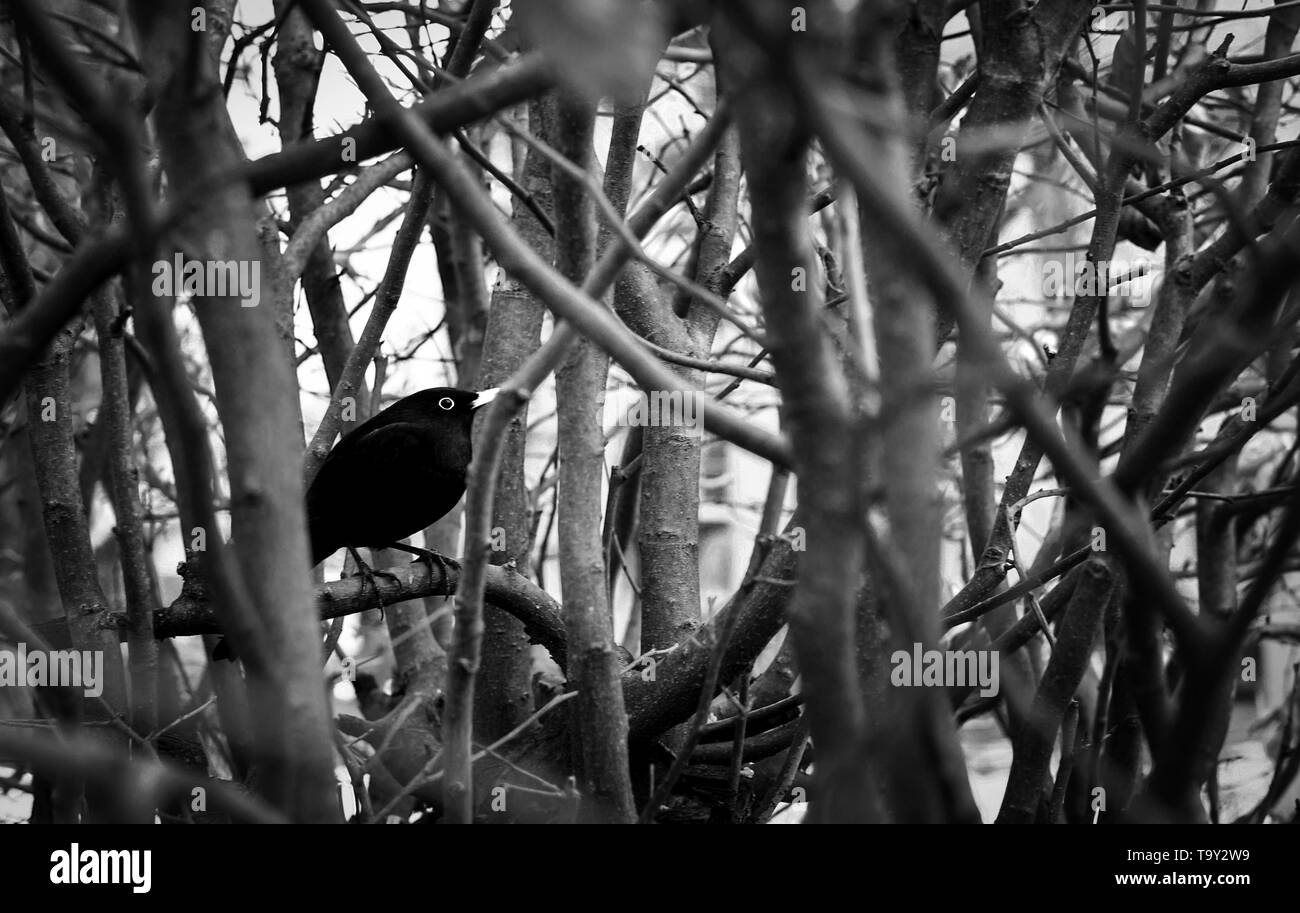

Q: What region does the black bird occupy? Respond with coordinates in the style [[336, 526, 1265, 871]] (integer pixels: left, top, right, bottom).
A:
[[307, 385, 498, 567], [212, 387, 496, 661]]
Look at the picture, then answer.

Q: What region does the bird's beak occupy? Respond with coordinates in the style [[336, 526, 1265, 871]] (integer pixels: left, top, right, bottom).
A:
[[471, 387, 499, 410]]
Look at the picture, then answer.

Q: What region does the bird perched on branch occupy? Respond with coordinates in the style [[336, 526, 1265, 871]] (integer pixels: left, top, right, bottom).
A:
[[213, 387, 498, 662], [307, 386, 499, 569]]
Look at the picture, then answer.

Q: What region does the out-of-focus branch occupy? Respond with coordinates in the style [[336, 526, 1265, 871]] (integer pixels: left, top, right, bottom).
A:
[[469, 98, 554, 741], [303, 171, 435, 486], [131, 1, 339, 822], [90, 283, 157, 732], [273, 0, 368, 399], [930, 0, 1093, 314], [718, 1, 873, 823], [598, 90, 652, 610], [635, 29, 737, 666], [0, 52, 551, 412], [835, 4, 982, 822], [0, 727, 286, 824], [622, 522, 800, 741], [800, 62, 1203, 653], [280, 151, 413, 282], [1141, 221, 1300, 821], [81, 158, 158, 735], [9, 0, 153, 234], [551, 91, 635, 822], [315, 11, 788, 467], [997, 560, 1113, 824], [0, 191, 130, 719], [242, 51, 553, 198], [0, 95, 88, 245], [420, 107, 735, 815]]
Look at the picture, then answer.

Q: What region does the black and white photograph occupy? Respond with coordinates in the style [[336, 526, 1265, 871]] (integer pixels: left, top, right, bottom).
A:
[[0, 0, 1296, 883]]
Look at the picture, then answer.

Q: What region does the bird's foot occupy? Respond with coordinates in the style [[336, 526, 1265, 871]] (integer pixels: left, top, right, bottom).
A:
[[387, 543, 458, 599], [346, 547, 401, 620]]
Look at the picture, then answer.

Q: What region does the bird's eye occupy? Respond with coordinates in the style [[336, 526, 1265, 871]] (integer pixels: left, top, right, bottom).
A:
[[438, 397, 455, 411]]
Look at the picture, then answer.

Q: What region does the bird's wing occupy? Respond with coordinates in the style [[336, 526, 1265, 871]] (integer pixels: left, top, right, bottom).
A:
[[308, 421, 427, 503], [354, 420, 430, 463], [306, 422, 427, 554]]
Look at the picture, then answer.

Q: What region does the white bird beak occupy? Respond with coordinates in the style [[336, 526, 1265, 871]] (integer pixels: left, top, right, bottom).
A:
[[471, 387, 500, 410]]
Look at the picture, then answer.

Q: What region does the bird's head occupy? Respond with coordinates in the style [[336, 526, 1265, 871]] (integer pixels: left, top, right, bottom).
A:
[[401, 386, 499, 422]]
